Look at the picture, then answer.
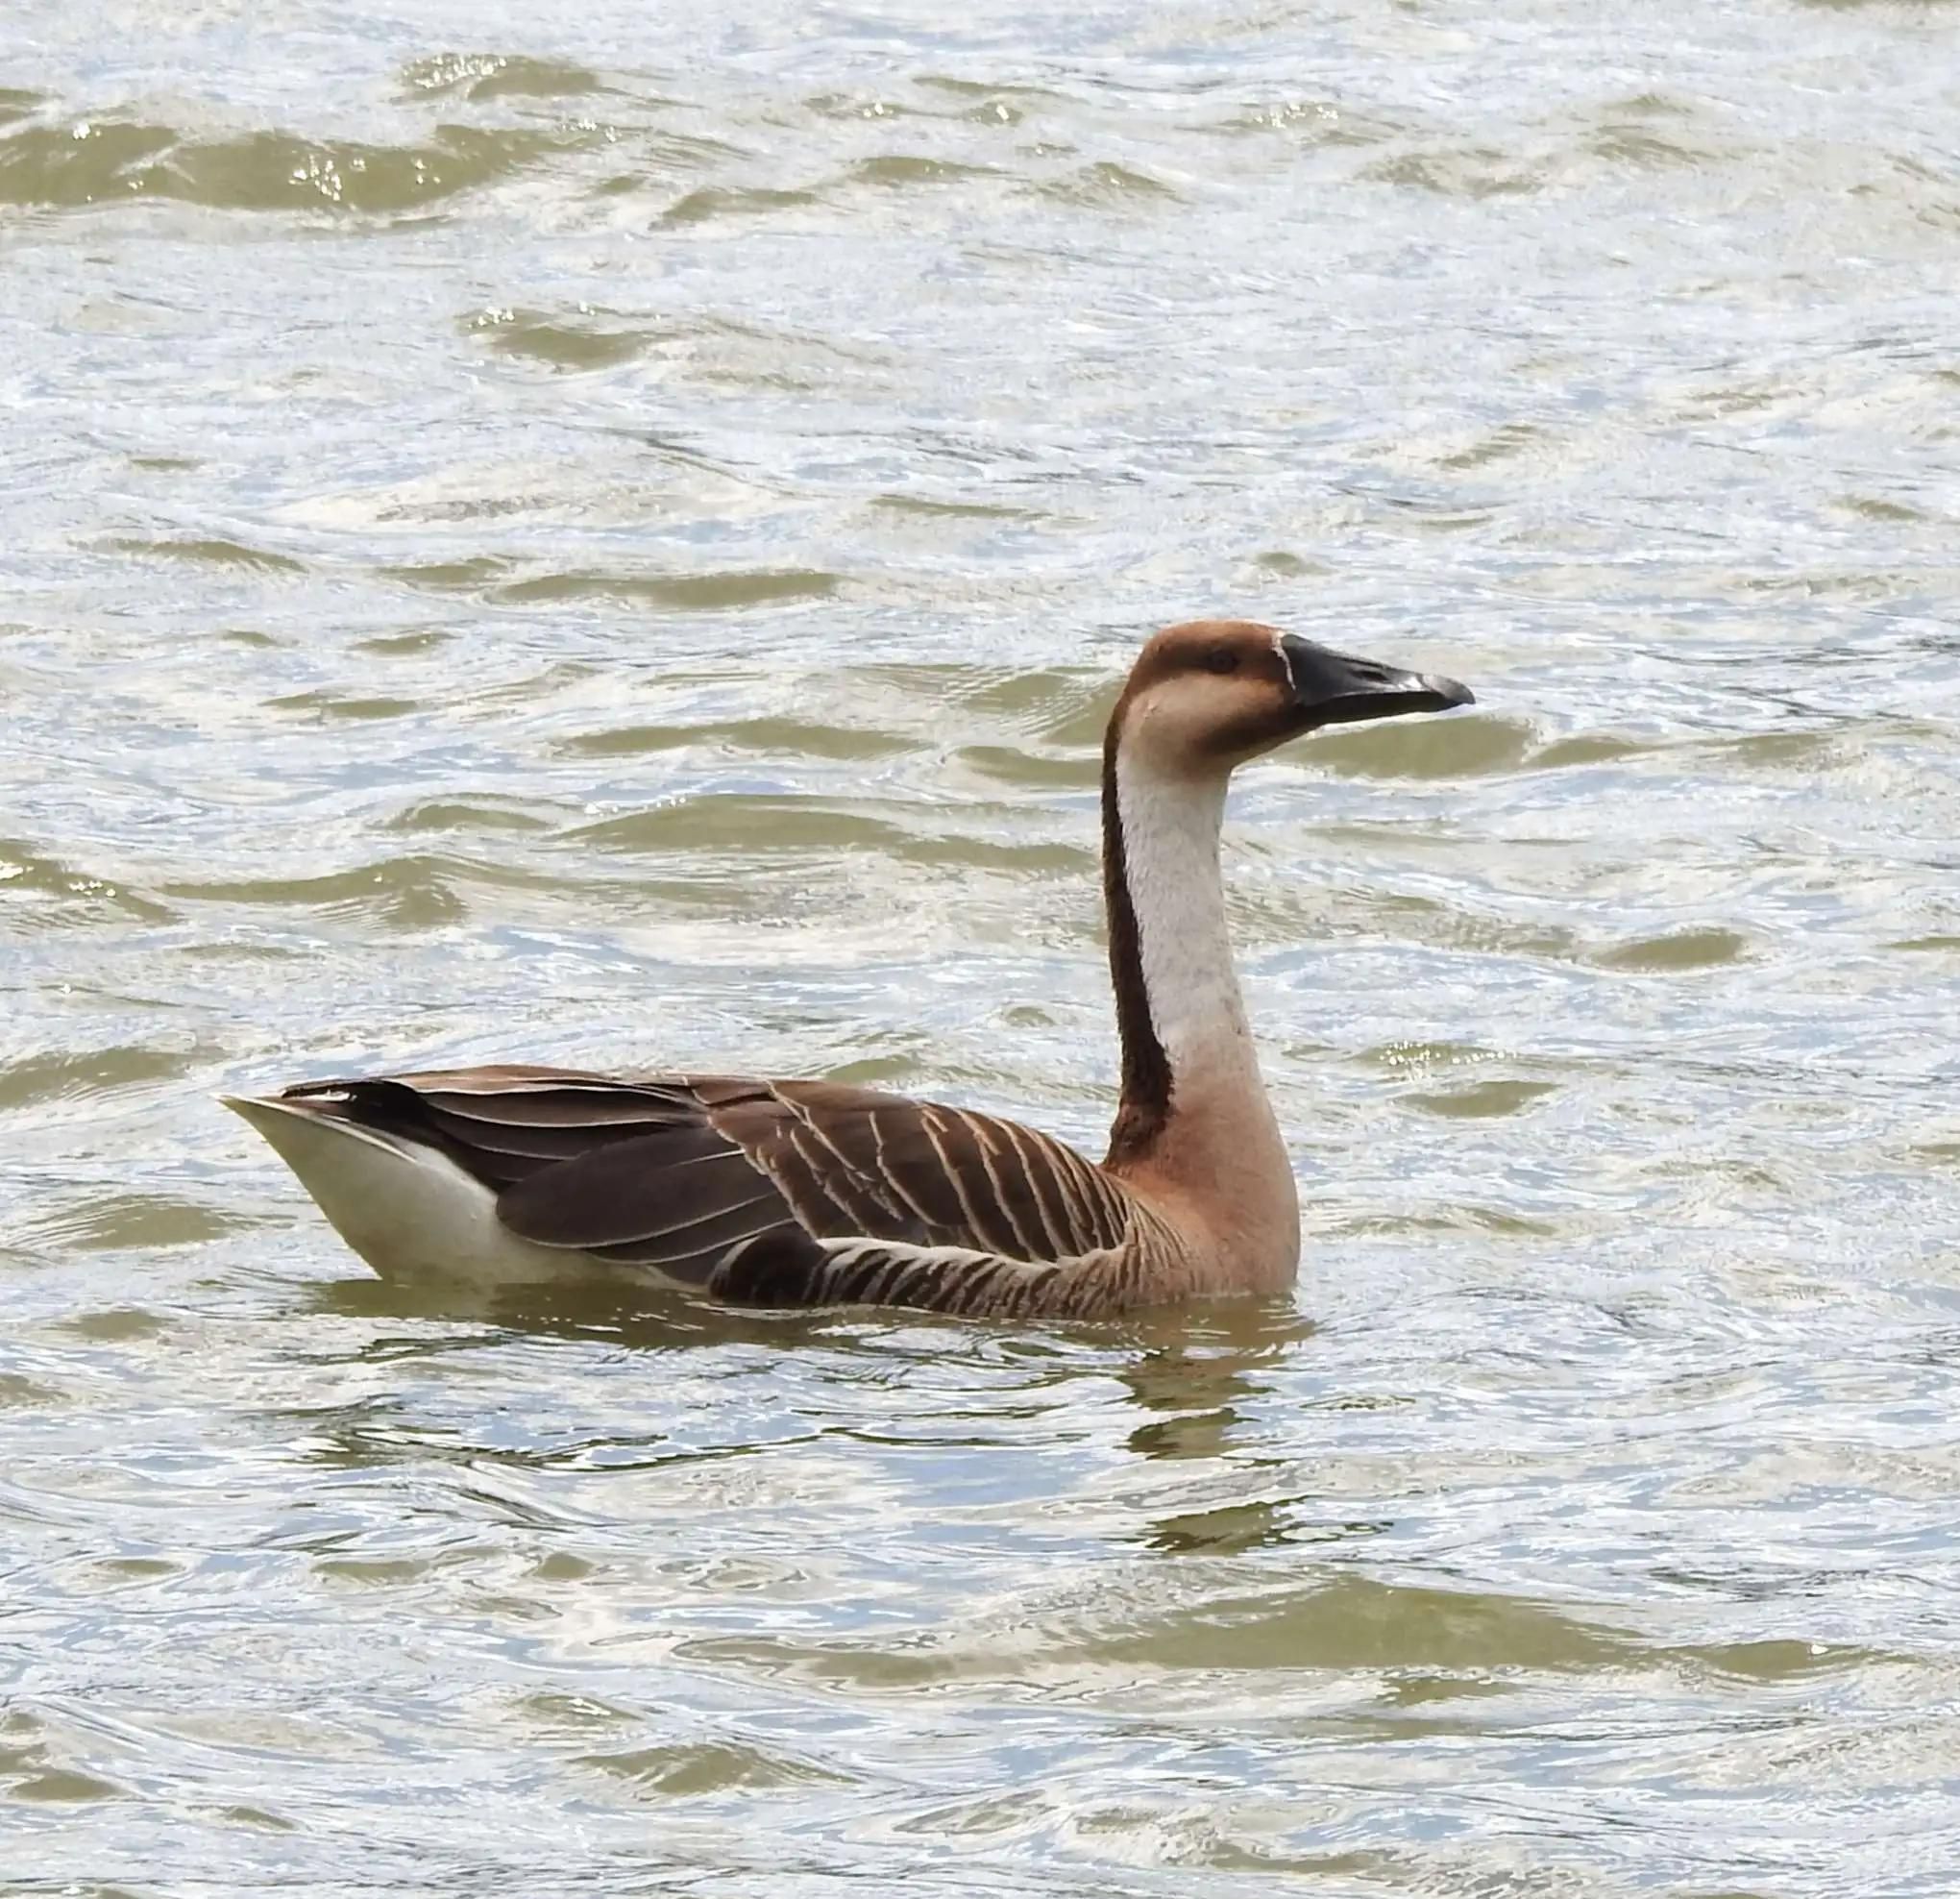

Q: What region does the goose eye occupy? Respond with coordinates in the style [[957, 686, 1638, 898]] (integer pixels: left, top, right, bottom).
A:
[[1204, 647, 1239, 676]]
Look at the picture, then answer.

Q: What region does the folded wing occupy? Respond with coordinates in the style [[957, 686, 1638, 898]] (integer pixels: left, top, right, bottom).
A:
[[279, 1066, 1138, 1294]]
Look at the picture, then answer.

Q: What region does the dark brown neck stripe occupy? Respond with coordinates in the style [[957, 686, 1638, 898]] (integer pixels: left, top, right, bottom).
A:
[[1101, 722, 1173, 1167]]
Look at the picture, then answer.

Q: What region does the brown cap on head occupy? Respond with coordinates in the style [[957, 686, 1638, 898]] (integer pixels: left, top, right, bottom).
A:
[[1108, 620, 1473, 772]]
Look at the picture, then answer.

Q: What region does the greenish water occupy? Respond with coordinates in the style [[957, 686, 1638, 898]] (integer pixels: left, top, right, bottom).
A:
[[6, 2, 1960, 1892]]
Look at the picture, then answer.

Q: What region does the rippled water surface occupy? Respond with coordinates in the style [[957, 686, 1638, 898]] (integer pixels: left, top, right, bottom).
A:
[[7, 1, 1960, 1891]]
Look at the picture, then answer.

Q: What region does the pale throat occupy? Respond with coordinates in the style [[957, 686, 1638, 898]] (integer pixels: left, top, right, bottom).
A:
[[1112, 752, 1262, 1097]]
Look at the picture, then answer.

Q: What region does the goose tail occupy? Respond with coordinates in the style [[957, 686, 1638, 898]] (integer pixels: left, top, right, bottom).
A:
[[221, 1092, 576, 1286]]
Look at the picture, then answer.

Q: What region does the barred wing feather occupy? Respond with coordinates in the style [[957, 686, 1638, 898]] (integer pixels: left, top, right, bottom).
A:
[[280, 1069, 1139, 1297]]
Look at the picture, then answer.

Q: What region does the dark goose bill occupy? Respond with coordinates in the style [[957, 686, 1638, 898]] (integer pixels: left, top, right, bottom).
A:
[[1282, 633, 1475, 728]]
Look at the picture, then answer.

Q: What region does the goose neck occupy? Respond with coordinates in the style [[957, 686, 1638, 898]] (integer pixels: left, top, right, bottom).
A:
[[1102, 739, 1273, 1170]]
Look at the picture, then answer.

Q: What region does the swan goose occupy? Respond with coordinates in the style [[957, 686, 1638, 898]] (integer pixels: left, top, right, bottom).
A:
[[226, 621, 1472, 1318]]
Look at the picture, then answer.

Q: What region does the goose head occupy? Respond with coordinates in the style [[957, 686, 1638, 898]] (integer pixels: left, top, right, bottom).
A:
[[1112, 619, 1474, 774]]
